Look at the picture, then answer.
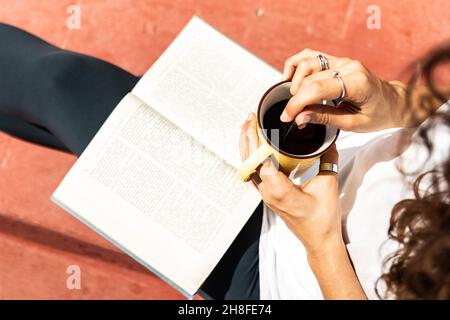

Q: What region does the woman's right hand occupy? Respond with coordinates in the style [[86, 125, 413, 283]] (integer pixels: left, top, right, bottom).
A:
[[280, 49, 410, 132]]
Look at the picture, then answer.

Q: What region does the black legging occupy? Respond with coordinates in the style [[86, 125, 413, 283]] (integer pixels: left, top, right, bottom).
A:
[[0, 23, 261, 300]]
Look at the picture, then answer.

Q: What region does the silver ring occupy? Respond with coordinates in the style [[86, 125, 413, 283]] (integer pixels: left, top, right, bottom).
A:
[[319, 162, 339, 174], [317, 54, 329, 71], [333, 71, 346, 99]]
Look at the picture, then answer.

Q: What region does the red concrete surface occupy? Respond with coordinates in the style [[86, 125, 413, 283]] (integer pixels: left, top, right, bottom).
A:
[[0, 0, 449, 299]]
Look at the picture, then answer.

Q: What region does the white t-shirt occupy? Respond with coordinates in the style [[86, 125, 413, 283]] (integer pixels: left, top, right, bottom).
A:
[[259, 103, 450, 300]]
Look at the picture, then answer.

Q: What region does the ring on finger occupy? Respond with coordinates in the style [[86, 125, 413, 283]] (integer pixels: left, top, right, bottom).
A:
[[319, 162, 339, 174], [332, 71, 346, 99], [317, 54, 330, 71]]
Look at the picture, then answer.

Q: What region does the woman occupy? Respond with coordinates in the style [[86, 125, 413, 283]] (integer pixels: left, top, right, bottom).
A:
[[0, 22, 448, 299], [240, 48, 450, 299]]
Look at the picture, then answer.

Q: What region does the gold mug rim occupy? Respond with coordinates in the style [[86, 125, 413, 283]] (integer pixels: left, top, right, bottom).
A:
[[256, 80, 340, 160]]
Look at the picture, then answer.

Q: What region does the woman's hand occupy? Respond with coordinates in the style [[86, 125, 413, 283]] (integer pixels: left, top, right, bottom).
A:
[[240, 113, 343, 253], [240, 113, 367, 299], [280, 48, 411, 132]]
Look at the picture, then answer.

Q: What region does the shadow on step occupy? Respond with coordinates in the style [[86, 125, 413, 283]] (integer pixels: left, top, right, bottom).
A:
[[0, 213, 154, 276]]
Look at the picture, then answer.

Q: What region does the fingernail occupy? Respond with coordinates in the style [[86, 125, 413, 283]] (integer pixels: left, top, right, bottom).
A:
[[297, 123, 306, 130], [280, 111, 291, 122], [296, 115, 311, 126], [247, 112, 254, 121]]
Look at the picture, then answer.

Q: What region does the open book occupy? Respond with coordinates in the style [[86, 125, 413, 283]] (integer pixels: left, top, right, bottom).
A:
[[52, 16, 281, 298]]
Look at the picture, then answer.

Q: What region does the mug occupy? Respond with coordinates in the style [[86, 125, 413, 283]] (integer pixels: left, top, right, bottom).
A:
[[238, 80, 339, 182]]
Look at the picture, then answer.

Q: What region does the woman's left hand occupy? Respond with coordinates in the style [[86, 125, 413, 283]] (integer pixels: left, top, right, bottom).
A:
[[240, 113, 344, 254], [240, 113, 367, 299]]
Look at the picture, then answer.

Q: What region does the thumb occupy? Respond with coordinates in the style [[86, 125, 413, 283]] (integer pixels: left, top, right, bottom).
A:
[[294, 103, 356, 130]]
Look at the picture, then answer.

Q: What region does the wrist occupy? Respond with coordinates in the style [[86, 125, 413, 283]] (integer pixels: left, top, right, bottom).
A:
[[387, 80, 408, 127], [305, 239, 367, 300], [305, 238, 347, 264], [306, 239, 350, 281]]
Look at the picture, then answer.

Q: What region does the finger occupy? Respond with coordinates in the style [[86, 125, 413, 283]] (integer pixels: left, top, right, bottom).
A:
[[302, 144, 339, 191], [290, 57, 356, 95], [283, 49, 335, 80], [281, 67, 366, 123], [246, 113, 259, 154], [290, 57, 322, 95], [291, 68, 341, 96], [259, 160, 296, 192], [317, 144, 339, 178], [283, 54, 300, 81], [256, 160, 310, 216], [250, 171, 263, 188], [302, 144, 339, 200], [283, 49, 352, 82], [280, 76, 343, 122], [320, 143, 339, 166], [294, 103, 357, 130], [239, 116, 250, 160]]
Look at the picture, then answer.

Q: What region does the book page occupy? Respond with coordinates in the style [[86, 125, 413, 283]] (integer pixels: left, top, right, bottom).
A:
[[53, 93, 261, 297], [133, 16, 281, 168]]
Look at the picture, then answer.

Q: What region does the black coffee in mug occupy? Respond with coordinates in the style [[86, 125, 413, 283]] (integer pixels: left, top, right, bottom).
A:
[[263, 99, 326, 155]]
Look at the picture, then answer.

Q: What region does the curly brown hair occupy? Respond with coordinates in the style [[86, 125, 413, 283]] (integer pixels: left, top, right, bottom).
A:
[[377, 45, 450, 300]]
